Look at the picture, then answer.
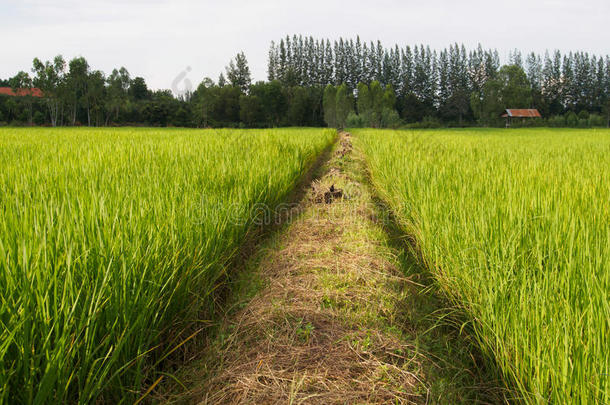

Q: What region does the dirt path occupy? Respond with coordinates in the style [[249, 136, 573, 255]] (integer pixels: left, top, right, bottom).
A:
[[162, 133, 503, 404]]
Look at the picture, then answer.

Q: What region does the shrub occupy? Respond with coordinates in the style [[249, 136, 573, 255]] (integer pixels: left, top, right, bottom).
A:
[[346, 112, 366, 128], [381, 108, 401, 128], [547, 115, 566, 127], [406, 115, 443, 129], [565, 111, 578, 127], [33, 111, 45, 125], [589, 114, 605, 127]]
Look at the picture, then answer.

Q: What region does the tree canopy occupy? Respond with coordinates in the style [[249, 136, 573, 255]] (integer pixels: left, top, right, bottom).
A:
[[1, 37, 609, 128]]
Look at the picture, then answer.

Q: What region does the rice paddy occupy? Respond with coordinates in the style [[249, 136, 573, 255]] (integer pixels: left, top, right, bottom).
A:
[[355, 128, 610, 403], [1, 126, 608, 403], [0, 127, 334, 404]]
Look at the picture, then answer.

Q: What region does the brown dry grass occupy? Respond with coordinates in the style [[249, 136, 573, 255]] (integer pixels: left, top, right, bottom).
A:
[[174, 133, 429, 404], [159, 132, 505, 405]]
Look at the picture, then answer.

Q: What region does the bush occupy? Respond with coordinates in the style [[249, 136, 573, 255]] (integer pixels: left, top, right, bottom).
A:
[[589, 114, 605, 127], [547, 115, 565, 127], [16, 110, 29, 124], [565, 111, 578, 127], [406, 115, 443, 129], [346, 112, 365, 128], [359, 111, 376, 127], [33, 111, 45, 125], [578, 110, 589, 120], [381, 108, 401, 128]]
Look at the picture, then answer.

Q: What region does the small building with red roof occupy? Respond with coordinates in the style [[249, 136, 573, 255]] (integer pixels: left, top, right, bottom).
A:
[[501, 109, 541, 127], [0, 87, 43, 97]]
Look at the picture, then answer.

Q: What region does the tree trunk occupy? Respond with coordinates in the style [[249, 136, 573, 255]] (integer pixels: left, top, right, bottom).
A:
[[48, 99, 58, 127], [72, 102, 77, 126]]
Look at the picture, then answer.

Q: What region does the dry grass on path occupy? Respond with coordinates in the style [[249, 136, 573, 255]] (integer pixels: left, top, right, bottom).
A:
[[162, 133, 504, 404]]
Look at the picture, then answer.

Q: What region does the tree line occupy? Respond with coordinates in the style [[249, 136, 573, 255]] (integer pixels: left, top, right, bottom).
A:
[[0, 56, 192, 127], [2, 35, 609, 128], [0, 52, 328, 128], [269, 35, 610, 127]]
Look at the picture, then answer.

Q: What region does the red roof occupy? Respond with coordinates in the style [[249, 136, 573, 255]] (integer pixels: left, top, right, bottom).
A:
[[503, 109, 541, 118], [0, 87, 43, 97]]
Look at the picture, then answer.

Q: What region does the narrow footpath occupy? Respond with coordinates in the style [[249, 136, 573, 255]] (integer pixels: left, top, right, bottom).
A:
[[162, 132, 503, 404]]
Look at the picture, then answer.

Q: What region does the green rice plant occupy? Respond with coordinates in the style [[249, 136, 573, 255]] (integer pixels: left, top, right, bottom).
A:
[[0, 127, 335, 404], [355, 128, 610, 404]]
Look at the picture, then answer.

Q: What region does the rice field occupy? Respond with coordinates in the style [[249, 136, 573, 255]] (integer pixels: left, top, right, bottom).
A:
[[355, 128, 610, 403], [2, 126, 608, 403], [0, 127, 335, 404]]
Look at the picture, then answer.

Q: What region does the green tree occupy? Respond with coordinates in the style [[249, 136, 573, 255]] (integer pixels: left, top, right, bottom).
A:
[[9, 71, 34, 124], [216, 86, 242, 125], [498, 64, 532, 107], [250, 80, 287, 126], [382, 84, 396, 110], [267, 41, 278, 81], [381, 84, 399, 128], [32, 55, 66, 126], [192, 78, 216, 127], [335, 83, 353, 128], [86, 70, 106, 126], [66, 57, 90, 125], [355, 81, 396, 127], [217, 73, 226, 87], [226, 52, 251, 93], [105, 67, 130, 125], [284, 86, 310, 126], [357, 82, 371, 116], [368, 81, 384, 127], [323, 84, 337, 128], [474, 64, 532, 125], [239, 94, 264, 127], [129, 77, 148, 101], [603, 99, 610, 128]]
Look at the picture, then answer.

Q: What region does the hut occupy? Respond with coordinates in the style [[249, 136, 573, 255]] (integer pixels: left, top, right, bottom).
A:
[[502, 109, 541, 127]]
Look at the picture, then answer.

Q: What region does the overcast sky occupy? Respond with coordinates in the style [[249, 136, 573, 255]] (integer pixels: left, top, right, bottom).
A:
[[1, 0, 609, 91]]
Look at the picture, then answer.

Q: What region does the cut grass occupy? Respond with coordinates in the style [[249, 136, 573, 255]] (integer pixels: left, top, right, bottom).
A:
[[355, 128, 610, 403], [0, 127, 335, 404]]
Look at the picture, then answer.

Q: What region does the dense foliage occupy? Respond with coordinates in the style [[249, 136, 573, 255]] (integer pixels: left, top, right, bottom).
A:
[[269, 36, 610, 126], [0, 127, 335, 404], [2, 36, 609, 127], [356, 128, 610, 403]]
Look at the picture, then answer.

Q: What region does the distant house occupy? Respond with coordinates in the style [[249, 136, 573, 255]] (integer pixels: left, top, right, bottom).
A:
[[501, 109, 541, 127], [0, 87, 43, 97]]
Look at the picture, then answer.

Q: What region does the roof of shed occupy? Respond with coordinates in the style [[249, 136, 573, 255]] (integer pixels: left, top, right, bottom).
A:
[[504, 109, 541, 118], [0, 87, 43, 97]]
